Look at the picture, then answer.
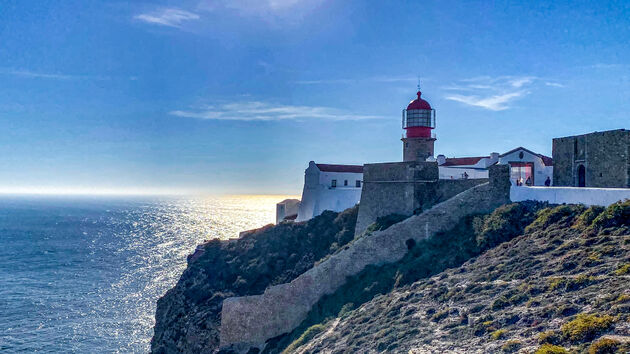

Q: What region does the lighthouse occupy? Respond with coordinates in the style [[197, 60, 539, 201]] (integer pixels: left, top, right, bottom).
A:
[[401, 89, 436, 162]]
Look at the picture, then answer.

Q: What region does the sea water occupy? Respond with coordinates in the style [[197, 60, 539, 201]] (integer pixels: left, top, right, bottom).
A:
[[0, 195, 289, 353]]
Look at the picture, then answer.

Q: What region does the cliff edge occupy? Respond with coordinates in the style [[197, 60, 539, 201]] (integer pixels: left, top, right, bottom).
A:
[[150, 206, 359, 353]]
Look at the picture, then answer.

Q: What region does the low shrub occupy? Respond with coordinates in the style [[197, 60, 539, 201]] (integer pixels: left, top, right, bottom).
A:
[[614, 263, 630, 276], [590, 200, 630, 233], [501, 340, 521, 353], [535, 344, 568, 354], [587, 338, 621, 354], [476, 202, 542, 249], [490, 329, 507, 340], [282, 323, 327, 354], [574, 206, 605, 229], [526, 205, 584, 233], [538, 330, 561, 345], [561, 313, 614, 342]]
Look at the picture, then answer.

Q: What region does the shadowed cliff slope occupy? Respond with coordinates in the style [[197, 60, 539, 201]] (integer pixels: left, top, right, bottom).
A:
[[282, 201, 630, 353], [151, 206, 360, 354]]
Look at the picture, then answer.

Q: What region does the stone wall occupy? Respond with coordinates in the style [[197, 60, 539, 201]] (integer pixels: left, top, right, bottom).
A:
[[553, 129, 630, 188], [354, 161, 487, 235], [218, 165, 511, 351], [402, 137, 435, 162]]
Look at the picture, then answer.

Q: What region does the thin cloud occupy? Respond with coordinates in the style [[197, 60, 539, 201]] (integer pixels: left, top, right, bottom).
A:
[[445, 92, 527, 111], [170, 101, 382, 121], [545, 82, 565, 88], [443, 76, 540, 111], [0, 68, 106, 80], [134, 8, 200, 28]]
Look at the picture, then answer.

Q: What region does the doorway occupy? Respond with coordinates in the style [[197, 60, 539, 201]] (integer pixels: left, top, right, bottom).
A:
[[577, 165, 586, 187]]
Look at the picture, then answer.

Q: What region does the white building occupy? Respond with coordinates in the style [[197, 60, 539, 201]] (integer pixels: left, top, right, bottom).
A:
[[437, 147, 554, 186], [276, 199, 301, 224], [295, 161, 363, 222]]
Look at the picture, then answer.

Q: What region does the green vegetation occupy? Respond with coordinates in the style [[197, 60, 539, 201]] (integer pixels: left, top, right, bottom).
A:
[[614, 263, 630, 276], [538, 331, 561, 345], [548, 275, 596, 292], [282, 323, 328, 354], [590, 199, 630, 233], [574, 206, 605, 229], [266, 202, 546, 353], [490, 329, 507, 340], [535, 344, 568, 354], [561, 313, 614, 342], [526, 205, 585, 233], [152, 206, 359, 353], [476, 202, 545, 249], [587, 338, 623, 354], [501, 340, 521, 352]]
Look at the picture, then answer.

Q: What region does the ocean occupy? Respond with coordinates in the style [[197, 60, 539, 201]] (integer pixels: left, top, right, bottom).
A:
[[0, 195, 291, 353]]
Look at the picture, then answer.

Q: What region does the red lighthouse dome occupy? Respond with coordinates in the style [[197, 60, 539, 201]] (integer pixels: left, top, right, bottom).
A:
[[402, 90, 435, 138], [407, 91, 432, 110]]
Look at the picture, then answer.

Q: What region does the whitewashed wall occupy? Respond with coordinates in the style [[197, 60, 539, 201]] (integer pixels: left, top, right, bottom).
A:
[[499, 150, 552, 186], [439, 166, 489, 180], [511, 186, 630, 206], [296, 162, 362, 222]]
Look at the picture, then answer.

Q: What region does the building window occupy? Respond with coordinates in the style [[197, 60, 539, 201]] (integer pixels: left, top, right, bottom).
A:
[[331, 179, 337, 188], [356, 180, 361, 188], [344, 180, 348, 186]]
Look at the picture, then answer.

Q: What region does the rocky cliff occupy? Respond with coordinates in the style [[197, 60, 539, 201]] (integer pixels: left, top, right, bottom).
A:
[[153, 198, 630, 354], [278, 201, 630, 353], [151, 206, 360, 353]]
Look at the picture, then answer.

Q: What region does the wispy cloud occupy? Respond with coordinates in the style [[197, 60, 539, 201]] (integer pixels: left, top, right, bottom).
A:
[[445, 92, 527, 111], [545, 82, 565, 88], [134, 8, 200, 28], [443, 76, 541, 111], [170, 101, 382, 121], [0, 68, 107, 81]]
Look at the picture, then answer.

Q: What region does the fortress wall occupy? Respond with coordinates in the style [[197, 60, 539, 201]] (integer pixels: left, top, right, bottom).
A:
[[354, 161, 487, 235], [510, 185, 630, 206], [219, 165, 510, 351]]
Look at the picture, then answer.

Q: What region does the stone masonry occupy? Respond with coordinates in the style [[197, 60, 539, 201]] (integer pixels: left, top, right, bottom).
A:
[[218, 165, 511, 352], [354, 161, 487, 235], [553, 129, 630, 188]]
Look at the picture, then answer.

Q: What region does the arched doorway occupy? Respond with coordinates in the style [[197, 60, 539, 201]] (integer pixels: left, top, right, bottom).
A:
[[577, 165, 586, 187]]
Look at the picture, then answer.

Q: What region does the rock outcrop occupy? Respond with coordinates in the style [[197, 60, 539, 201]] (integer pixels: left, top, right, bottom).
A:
[[150, 207, 359, 353]]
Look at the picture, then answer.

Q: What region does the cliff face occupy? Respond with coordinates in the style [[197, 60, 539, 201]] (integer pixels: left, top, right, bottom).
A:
[[282, 201, 630, 353], [150, 206, 359, 354]]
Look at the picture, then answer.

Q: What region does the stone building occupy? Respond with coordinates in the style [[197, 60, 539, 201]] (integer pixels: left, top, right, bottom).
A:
[[552, 129, 630, 188]]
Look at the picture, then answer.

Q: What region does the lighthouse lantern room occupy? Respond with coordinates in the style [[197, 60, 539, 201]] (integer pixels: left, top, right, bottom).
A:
[[401, 89, 437, 162]]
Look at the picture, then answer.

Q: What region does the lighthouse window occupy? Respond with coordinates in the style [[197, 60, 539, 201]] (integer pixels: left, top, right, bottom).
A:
[[331, 179, 337, 188], [405, 110, 434, 127], [356, 180, 361, 188], [344, 180, 348, 186]]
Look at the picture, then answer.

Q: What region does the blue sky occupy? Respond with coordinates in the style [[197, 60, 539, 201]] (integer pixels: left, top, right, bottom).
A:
[[1, 0, 629, 195]]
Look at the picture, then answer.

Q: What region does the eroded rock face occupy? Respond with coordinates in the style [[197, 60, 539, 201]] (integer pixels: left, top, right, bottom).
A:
[[150, 207, 359, 354], [286, 204, 630, 353]]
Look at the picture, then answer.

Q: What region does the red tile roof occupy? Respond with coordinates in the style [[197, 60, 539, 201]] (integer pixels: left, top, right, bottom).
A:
[[441, 157, 486, 166], [316, 164, 364, 173]]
